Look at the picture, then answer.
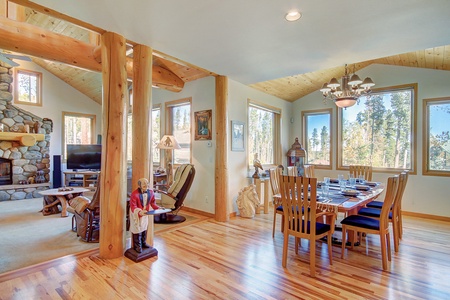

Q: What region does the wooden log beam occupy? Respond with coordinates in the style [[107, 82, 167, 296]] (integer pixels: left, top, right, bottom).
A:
[[0, 16, 184, 92], [132, 44, 154, 246], [215, 75, 229, 222], [99, 31, 128, 259]]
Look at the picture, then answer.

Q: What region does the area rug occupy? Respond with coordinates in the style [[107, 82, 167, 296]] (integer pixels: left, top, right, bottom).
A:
[[0, 198, 200, 274], [0, 198, 98, 274]]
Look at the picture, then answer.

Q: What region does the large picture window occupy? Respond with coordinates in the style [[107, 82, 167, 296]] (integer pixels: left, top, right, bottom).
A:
[[166, 98, 191, 164], [338, 84, 417, 173], [63, 112, 96, 160], [302, 109, 332, 168], [423, 97, 450, 176], [248, 100, 281, 167]]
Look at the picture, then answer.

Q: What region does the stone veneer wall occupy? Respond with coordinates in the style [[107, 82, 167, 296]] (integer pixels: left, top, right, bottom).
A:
[[0, 62, 52, 200]]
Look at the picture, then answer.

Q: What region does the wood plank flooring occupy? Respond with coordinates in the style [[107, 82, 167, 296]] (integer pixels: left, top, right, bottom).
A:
[[1, 210, 450, 299]]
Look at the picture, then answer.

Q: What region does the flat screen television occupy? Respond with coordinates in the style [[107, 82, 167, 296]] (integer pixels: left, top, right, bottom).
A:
[[66, 144, 102, 171]]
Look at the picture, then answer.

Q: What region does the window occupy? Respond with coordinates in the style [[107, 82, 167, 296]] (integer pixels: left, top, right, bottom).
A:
[[14, 69, 42, 106], [338, 84, 417, 173], [127, 106, 161, 164], [302, 109, 332, 168], [63, 112, 96, 160], [423, 97, 450, 176], [152, 106, 161, 164], [248, 100, 282, 167], [166, 98, 191, 164]]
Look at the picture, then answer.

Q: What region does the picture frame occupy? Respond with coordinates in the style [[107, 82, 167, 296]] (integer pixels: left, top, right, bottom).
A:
[[194, 110, 212, 140], [231, 120, 245, 151]]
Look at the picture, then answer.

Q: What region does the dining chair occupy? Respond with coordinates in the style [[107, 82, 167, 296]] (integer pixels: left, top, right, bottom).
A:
[[269, 166, 284, 238], [340, 175, 399, 270], [349, 165, 373, 181], [279, 175, 336, 277], [304, 165, 315, 178], [366, 171, 409, 240], [287, 166, 297, 176], [357, 172, 408, 252]]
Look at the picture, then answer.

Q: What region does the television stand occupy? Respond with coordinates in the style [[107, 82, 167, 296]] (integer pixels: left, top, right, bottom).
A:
[[64, 171, 100, 190]]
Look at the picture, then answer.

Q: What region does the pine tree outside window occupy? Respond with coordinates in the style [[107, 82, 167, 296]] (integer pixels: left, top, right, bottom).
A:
[[338, 84, 417, 173], [302, 109, 332, 169], [423, 97, 450, 176]]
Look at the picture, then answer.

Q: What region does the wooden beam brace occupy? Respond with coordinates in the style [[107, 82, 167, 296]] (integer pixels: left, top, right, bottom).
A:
[[0, 16, 184, 92]]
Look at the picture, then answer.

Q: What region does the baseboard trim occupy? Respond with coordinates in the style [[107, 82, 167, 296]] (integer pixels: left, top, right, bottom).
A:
[[403, 211, 450, 222], [182, 206, 214, 218]]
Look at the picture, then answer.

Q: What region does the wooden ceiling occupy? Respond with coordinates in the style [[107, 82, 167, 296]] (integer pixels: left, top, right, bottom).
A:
[[8, 3, 450, 105], [19, 6, 213, 105], [250, 46, 450, 102]]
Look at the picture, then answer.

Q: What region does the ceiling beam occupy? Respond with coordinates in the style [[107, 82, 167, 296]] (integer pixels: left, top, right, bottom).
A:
[[0, 16, 184, 92]]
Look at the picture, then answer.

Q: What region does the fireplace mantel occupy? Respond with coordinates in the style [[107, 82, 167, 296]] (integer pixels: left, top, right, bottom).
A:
[[0, 132, 45, 146]]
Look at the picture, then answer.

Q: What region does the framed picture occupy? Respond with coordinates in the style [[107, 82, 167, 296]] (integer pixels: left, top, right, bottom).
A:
[[194, 110, 212, 140], [231, 120, 245, 151]]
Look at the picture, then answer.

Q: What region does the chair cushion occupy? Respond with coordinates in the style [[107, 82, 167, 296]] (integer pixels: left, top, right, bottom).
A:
[[69, 196, 91, 214], [358, 207, 393, 219], [366, 200, 383, 209], [340, 215, 380, 230], [358, 207, 381, 218], [292, 220, 331, 235], [276, 205, 283, 212]]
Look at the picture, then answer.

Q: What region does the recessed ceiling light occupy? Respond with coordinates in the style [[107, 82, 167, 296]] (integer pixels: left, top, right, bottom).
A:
[[285, 10, 301, 22]]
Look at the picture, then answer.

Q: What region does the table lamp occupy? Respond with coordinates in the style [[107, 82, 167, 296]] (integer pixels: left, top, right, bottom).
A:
[[156, 135, 181, 185]]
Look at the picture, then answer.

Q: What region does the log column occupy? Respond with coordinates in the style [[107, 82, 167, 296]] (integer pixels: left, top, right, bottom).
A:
[[215, 75, 229, 221], [99, 31, 128, 258], [131, 44, 154, 246]]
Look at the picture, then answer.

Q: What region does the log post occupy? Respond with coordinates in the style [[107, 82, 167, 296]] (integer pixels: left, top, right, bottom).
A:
[[215, 75, 229, 221], [131, 44, 154, 246], [99, 31, 128, 258]]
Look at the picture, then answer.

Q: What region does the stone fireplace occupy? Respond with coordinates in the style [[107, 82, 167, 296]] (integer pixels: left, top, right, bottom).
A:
[[0, 62, 52, 200]]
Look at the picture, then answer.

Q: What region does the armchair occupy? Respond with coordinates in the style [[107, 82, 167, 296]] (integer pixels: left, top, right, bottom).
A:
[[154, 164, 195, 223], [67, 177, 101, 242]]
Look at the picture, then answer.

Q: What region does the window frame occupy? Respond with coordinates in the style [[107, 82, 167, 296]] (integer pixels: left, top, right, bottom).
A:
[[302, 108, 332, 170], [152, 104, 162, 165], [422, 97, 450, 177], [13, 68, 43, 107], [165, 97, 192, 165], [62, 112, 96, 162], [247, 99, 282, 169], [337, 83, 417, 174]]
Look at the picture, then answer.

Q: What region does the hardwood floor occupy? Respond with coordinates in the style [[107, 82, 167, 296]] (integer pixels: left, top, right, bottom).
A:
[[1, 210, 450, 299]]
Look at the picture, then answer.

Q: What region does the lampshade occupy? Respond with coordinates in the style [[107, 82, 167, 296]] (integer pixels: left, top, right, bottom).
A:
[[156, 135, 181, 150]]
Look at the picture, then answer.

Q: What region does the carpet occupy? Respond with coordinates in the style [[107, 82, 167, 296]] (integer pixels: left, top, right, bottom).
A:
[[0, 198, 199, 274], [0, 198, 98, 274]]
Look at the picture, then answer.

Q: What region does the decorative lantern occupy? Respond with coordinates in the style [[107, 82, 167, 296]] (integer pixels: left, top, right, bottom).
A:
[[286, 137, 306, 176]]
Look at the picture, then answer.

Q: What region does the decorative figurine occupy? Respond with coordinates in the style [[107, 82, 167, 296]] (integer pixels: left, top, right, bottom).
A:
[[236, 185, 260, 218], [129, 178, 159, 253], [252, 153, 264, 178]]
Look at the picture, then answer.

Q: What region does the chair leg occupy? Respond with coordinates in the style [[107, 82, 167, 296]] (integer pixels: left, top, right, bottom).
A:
[[386, 232, 392, 262], [295, 237, 299, 254], [398, 210, 403, 239], [282, 232, 289, 268], [309, 239, 316, 277], [341, 226, 346, 259], [392, 219, 399, 253], [380, 233, 388, 270], [272, 210, 277, 238], [327, 232, 333, 265]]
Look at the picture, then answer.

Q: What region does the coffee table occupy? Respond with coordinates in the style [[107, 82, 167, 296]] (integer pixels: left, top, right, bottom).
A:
[[39, 187, 90, 217]]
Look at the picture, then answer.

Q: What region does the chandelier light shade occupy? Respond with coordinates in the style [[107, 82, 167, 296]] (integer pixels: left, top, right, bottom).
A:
[[320, 64, 375, 109]]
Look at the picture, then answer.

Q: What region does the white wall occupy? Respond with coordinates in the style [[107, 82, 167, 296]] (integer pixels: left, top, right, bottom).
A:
[[12, 60, 102, 185], [293, 64, 450, 218], [228, 78, 292, 213], [153, 76, 216, 213]]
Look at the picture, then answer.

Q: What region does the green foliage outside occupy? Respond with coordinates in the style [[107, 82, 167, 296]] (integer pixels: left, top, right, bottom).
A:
[[248, 106, 274, 165]]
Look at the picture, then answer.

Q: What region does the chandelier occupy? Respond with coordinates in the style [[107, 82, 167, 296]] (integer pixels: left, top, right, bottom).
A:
[[320, 64, 375, 109]]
